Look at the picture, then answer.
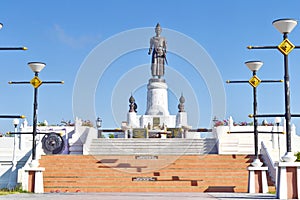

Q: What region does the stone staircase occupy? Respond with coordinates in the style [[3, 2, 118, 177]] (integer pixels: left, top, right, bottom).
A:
[[39, 154, 275, 192], [85, 138, 218, 155]]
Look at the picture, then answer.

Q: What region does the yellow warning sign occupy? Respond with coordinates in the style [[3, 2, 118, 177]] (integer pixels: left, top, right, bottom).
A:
[[278, 38, 295, 55], [30, 76, 42, 88], [249, 75, 261, 88]]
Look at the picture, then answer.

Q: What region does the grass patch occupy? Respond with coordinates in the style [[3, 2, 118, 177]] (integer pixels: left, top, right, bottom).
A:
[[0, 185, 29, 195], [0, 191, 19, 195]]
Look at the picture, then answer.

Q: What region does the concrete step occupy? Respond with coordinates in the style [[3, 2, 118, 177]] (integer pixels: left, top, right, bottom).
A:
[[87, 138, 218, 155]]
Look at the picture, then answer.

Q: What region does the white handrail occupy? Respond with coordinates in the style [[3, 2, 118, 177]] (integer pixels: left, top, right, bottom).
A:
[[82, 127, 97, 155], [260, 141, 277, 184]]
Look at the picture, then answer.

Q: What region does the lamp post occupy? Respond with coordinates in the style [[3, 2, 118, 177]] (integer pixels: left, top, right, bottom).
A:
[[96, 117, 102, 138], [248, 18, 300, 162], [7, 118, 20, 189], [9, 62, 64, 167], [227, 61, 282, 166], [12, 118, 19, 171], [245, 61, 263, 166], [275, 117, 282, 160], [29, 62, 45, 167], [212, 116, 218, 127], [13, 118, 19, 131], [273, 19, 297, 161]]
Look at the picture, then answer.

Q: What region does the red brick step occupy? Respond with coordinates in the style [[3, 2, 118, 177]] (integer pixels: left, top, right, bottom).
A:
[[39, 154, 275, 193]]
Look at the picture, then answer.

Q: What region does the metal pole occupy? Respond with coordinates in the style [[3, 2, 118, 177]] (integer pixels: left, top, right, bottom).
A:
[[0, 115, 25, 118], [0, 47, 27, 51], [32, 72, 39, 161], [12, 124, 18, 171], [253, 71, 259, 160], [7, 122, 19, 189], [272, 127, 275, 149], [277, 122, 281, 160], [283, 33, 292, 153]]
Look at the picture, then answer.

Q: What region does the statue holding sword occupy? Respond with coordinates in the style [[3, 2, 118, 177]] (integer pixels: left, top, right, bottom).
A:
[[148, 23, 167, 79]]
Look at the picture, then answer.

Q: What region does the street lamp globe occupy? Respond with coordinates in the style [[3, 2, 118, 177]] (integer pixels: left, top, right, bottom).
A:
[[13, 118, 19, 127], [272, 18, 297, 34], [28, 62, 46, 73], [0, 23, 3, 30], [245, 61, 263, 72], [275, 117, 282, 125]]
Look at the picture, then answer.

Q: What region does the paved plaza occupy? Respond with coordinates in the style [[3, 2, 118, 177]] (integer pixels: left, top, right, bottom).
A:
[[0, 192, 277, 200]]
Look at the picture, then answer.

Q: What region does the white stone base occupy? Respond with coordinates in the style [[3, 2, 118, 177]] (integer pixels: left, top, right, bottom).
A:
[[22, 167, 45, 193], [127, 112, 139, 128], [247, 166, 268, 193], [140, 115, 176, 129], [145, 78, 169, 116], [251, 158, 263, 167], [176, 112, 188, 127], [29, 159, 40, 168], [276, 162, 300, 199], [281, 151, 297, 162]]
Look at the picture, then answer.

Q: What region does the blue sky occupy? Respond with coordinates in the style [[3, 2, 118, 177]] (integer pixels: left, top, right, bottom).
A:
[[1, 0, 300, 133]]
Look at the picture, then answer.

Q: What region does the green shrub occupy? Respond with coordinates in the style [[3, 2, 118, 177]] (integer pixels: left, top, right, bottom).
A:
[[295, 152, 300, 162]]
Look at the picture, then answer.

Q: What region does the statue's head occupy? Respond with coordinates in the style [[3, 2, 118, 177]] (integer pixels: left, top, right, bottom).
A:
[[155, 23, 162, 35]]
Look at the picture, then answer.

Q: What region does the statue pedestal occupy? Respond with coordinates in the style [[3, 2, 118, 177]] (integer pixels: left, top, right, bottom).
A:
[[247, 166, 268, 193], [141, 78, 177, 129], [127, 112, 139, 128], [145, 78, 169, 116], [140, 115, 176, 130], [276, 162, 300, 199], [176, 111, 188, 127]]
